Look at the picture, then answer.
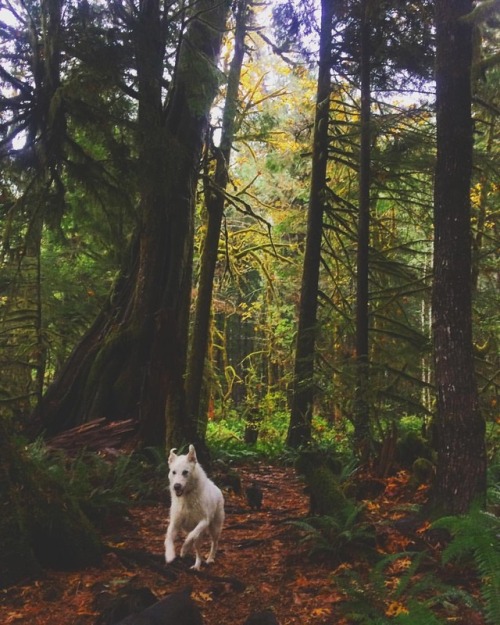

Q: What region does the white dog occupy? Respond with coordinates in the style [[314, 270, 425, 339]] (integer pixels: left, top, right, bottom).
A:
[[164, 444, 224, 570]]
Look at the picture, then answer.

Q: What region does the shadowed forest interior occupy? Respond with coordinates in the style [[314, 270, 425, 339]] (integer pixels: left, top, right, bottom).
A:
[[0, 0, 499, 624]]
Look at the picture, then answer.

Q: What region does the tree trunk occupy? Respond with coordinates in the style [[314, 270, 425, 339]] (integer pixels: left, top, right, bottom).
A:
[[185, 0, 250, 438], [472, 111, 495, 294], [33, 0, 230, 451], [431, 0, 487, 515], [287, 0, 333, 448], [353, 0, 372, 459]]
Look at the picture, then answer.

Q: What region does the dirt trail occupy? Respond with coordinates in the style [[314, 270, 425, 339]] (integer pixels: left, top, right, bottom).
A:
[[1, 463, 324, 625]]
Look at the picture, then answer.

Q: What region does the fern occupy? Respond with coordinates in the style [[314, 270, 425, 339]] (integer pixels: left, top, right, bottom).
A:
[[287, 501, 376, 562], [373, 551, 429, 599], [394, 601, 445, 625], [433, 508, 500, 625]]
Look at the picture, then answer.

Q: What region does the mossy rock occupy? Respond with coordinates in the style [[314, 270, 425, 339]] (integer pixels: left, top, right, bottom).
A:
[[30, 497, 102, 570], [1, 423, 102, 587], [410, 457, 435, 487], [295, 451, 347, 516], [295, 449, 343, 478], [0, 506, 41, 588], [307, 466, 348, 516], [396, 431, 434, 468]]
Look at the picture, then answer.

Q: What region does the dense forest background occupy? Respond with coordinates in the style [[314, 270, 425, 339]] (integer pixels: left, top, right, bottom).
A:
[[0, 0, 499, 612]]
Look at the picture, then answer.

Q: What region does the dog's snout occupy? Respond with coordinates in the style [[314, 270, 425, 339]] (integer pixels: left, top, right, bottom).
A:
[[174, 483, 183, 494]]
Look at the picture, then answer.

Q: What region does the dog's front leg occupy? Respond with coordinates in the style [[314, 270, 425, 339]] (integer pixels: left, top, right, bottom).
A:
[[164, 522, 178, 564], [181, 520, 209, 569]]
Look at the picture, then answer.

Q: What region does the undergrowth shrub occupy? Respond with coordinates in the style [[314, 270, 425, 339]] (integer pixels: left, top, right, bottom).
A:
[[28, 441, 168, 526], [335, 549, 480, 625], [207, 413, 290, 461], [433, 508, 500, 625], [288, 504, 376, 564], [334, 504, 499, 625]]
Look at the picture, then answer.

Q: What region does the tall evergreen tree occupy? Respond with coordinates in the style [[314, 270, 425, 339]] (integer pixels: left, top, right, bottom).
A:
[[287, 0, 334, 448], [185, 0, 251, 437], [31, 0, 230, 450], [431, 0, 487, 514], [353, 0, 372, 459]]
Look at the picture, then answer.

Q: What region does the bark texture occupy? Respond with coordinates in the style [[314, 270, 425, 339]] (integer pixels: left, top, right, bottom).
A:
[[287, 0, 333, 448], [353, 0, 372, 458], [431, 0, 487, 514]]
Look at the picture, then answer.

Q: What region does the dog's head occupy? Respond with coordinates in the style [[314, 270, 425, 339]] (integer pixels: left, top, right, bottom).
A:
[[168, 444, 198, 497]]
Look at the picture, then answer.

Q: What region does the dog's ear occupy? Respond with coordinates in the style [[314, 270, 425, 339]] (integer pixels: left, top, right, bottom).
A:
[[168, 448, 178, 465], [187, 444, 197, 463]]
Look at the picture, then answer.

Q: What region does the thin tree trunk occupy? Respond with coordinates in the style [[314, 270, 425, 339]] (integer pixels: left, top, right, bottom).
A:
[[287, 0, 333, 448], [472, 111, 495, 294], [353, 0, 372, 459], [431, 0, 487, 515], [185, 0, 250, 438]]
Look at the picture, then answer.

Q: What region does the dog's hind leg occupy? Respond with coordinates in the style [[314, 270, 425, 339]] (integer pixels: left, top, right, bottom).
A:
[[207, 504, 224, 564], [206, 516, 223, 564], [206, 535, 218, 564], [192, 537, 203, 570]]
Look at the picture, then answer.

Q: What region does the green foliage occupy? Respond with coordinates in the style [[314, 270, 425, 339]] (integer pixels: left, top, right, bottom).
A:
[[335, 549, 478, 625], [206, 403, 291, 461], [393, 602, 446, 625], [334, 504, 500, 625], [433, 509, 500, 625], [28, 442, 168, 526], [487, 458, 500, 508], [1, 426, 102, 585], [288, 503, 376, 563]]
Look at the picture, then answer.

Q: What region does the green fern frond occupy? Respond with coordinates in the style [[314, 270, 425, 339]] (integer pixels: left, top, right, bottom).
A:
[[394, 601, 445, 625], [433, 509, 500, 625], [286, 507, 375, 560]]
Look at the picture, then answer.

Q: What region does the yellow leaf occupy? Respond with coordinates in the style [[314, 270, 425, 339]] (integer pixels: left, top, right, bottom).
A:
[[5, 613, 25, 624], [311, 607, 332, 617], [385, 601, 409, 617], [193, 591, 213, 603]]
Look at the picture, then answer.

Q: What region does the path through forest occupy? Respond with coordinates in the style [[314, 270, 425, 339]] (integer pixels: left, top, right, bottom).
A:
[[0, 463, 339, 625], [0, 461, 485, 625]]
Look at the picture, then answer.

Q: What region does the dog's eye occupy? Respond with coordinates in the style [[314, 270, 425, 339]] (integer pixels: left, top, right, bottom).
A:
[[182, 470, 189, 477], [172, 471, 176, 475]]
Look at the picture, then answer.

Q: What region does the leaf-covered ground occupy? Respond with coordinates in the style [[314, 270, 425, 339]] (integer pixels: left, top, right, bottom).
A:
[[0, 463, 486, 625]]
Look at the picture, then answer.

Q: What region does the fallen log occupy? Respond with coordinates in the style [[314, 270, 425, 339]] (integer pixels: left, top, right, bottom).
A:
[[47, 418, 138, 454]]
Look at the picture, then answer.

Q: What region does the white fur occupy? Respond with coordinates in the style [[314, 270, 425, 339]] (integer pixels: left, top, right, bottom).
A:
[[164, 444, 224, 570]]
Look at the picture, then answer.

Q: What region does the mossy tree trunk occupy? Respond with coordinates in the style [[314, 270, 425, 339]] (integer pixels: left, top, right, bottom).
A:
[[33, 0, 230, 451]]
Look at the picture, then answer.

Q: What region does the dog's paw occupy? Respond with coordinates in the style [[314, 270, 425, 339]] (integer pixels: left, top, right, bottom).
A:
[[165, 549, 177, 564]]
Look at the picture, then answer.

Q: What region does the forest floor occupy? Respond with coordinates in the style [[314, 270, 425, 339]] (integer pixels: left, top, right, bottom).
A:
[[0, 461, 486, 625]]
